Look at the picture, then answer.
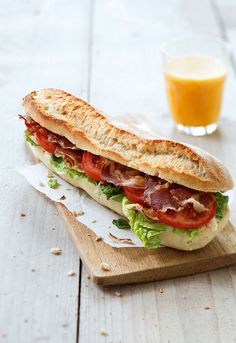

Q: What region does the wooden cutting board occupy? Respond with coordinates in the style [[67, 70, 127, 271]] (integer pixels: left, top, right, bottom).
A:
[[56, 204, 236, 285]]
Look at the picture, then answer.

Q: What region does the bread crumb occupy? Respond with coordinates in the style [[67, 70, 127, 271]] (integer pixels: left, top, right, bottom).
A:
[[204, 306, 210, 310], [100, 262, 111, 271], [59, 195, 66, 201], [87, 233, 91, 237], [39, 180, 45, 187], [47, 171, 54, 178], [100, 328, 109, 336], [50, 247, 62, 255], [31, 268, 36, 272], [20, 212, 26, 217], [114, 291, 121, 297], [92, 219, 97, 223], [95, 236, 103, 242], [72, 210, 84, 217], [182, 295, 186, 299], [67, 270, 76, 276], [159, 288, 164, 294]]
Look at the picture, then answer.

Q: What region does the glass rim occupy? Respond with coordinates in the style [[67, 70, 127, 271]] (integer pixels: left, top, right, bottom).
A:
[[161, 34, 231, 57]]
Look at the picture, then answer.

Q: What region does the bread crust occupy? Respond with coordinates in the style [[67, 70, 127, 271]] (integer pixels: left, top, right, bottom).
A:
[[29, 144, 230, 251], [23, 88, 233, 192]]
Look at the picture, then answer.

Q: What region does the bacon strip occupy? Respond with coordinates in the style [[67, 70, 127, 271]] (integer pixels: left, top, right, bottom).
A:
[[144, 176, 208, 213], [126, 202, 161, 221], [55, 147, 83, 168], [101, 162, 146, 189], [47, 133, 77, 150], [21, 115, 212, 216], [21, 115, 83, 168], [19, 115, 41, 133]]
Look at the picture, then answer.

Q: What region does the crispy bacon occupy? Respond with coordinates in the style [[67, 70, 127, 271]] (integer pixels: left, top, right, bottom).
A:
[[101, 162, 146, 189], [55, 147, 83, 168], [170, 187, 200, 201], [19, 115, 41, 133], [127, 203, 161, 222], [21, 115, 82, 164], [47, 132, 77, 150], [144, 176, 208, 213], [20, 115, 215, 220], [145, 187, 181, 212]]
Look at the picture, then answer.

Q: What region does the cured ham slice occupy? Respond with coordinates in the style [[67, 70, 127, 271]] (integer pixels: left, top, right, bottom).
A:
[[47, 133, 77, 150], [55, 147, 83, 168], [101, 162, 146, 189], [144, 176, 209, 213]]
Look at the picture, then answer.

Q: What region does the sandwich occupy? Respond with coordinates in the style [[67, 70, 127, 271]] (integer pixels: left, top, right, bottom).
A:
[[20, 89, 233, 251]]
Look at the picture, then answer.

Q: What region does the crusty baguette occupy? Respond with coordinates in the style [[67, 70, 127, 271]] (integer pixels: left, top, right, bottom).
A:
[[23, 88, 233, 192], [29, 144, 230, 251]]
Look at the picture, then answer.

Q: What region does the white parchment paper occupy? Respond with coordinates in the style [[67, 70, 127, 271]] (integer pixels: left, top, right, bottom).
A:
[[19, 163, 143, 248]]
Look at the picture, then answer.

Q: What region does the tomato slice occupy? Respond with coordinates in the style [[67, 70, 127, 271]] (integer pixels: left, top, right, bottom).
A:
[[154, 194, 217, 229], [123, 186, 145, 206], [82, 152, 105, 181], [36, 129, 58, 153]]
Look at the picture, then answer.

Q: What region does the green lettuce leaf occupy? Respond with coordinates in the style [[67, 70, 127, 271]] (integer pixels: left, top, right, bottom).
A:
[[66, 166, 87, 179], [24, 130, 39, 147], [187, 229, 200, 241], [50, 155, 65, 169], [48, 178, 59, 189], [109, 193, 125, 203], [50, 155, 99, 184], [87, 176, 99, 185], [112, 218, 130, 229], [122, 197, 168, 248], [214, 192, 229, 218], [172, 227, 200, 241], [100, 183, 123, 200]]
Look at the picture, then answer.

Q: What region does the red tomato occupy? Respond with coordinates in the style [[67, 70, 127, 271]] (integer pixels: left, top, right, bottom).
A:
[[36, 129, 58, 153], [154, 194, 217, 229], [123, 186, 145, 206], [82, 152, 105, 181]]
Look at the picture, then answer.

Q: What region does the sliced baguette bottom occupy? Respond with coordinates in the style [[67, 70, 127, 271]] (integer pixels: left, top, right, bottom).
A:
[[29, 144, 230, 251]]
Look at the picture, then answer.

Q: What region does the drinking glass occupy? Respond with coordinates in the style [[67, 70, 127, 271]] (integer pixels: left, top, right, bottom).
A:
[[161, 36, 229, 136]]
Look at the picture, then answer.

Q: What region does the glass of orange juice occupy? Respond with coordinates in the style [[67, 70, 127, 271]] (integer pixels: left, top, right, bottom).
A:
[[162, 36, 229, 136]]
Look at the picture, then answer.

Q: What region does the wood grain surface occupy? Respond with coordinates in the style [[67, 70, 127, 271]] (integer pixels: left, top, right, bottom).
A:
[[1, 0, 236, 342], [56, 204, 236, 285]]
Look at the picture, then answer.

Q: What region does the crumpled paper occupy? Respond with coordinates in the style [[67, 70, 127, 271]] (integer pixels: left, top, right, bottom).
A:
[[19, 163, 143, 248]]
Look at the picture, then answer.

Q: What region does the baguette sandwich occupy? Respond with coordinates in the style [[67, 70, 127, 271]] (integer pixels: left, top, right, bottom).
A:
[[21, 89, 233, 251]]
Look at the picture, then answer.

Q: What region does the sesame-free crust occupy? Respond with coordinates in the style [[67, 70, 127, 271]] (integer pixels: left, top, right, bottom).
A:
[[23, 88, 233, 192]]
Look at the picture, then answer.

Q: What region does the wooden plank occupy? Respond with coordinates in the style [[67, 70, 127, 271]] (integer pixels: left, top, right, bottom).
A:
[[57, 204, 236, 285], [0, 1, 90, 341], [78, 0, 236, 342]]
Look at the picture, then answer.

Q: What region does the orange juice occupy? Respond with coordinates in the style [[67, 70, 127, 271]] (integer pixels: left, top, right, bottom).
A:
[[165, 55, 226, 126]]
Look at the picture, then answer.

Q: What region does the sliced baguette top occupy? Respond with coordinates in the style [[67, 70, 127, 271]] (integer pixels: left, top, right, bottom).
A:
[[22, 88, 233, 192]]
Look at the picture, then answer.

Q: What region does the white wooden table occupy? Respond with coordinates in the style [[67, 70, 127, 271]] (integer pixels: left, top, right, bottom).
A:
[[1, 1, 236, 342]]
